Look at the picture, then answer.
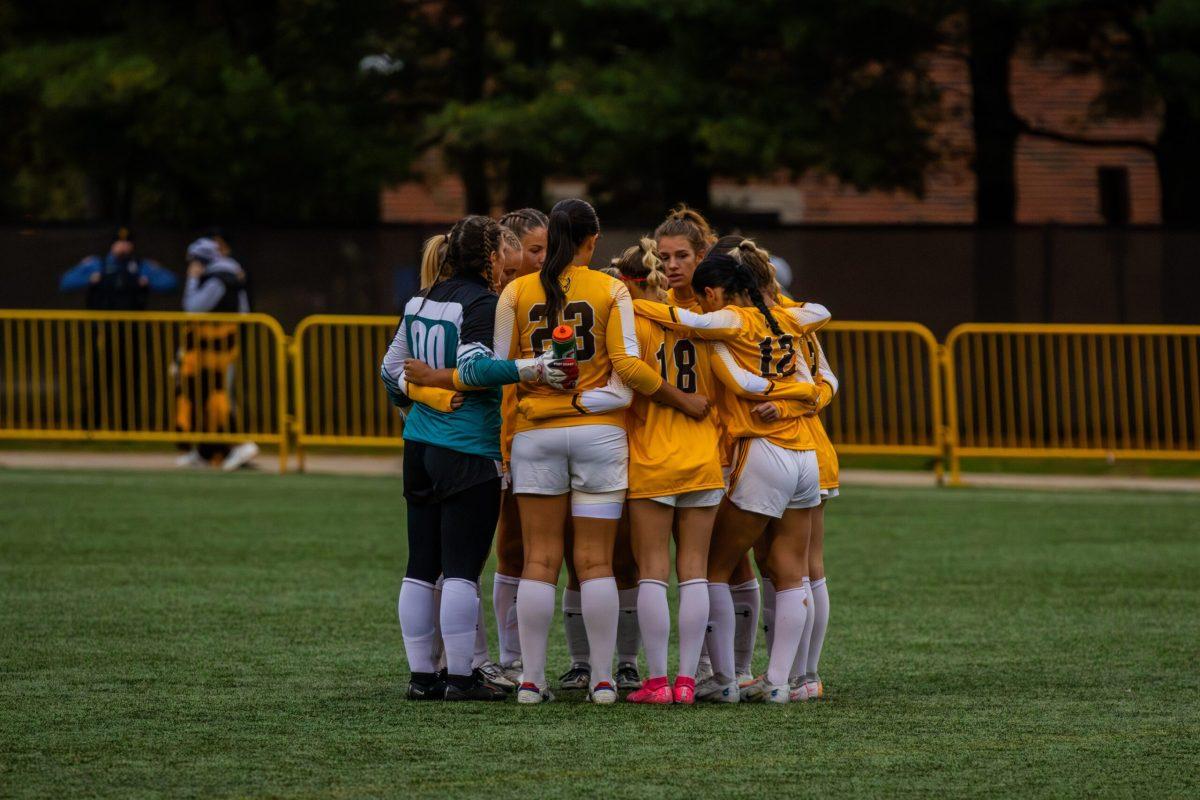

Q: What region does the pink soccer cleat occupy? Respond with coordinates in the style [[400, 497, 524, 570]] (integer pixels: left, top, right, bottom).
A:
[[626, 675, 672, 705], [673, 676, 696, 705]]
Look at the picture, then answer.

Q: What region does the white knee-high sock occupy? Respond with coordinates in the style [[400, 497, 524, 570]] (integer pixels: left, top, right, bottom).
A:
[[440, 578, 480, 678], [493, 573, 521, 665], [705, 583, 736, 683], [636, 580, 670, 679], [398, 578, 438, 674], [472, 582, 490, 668], [431, 576, 445, 670], [581, 577, 619, 688], [791, 578, 814, 682], [616, 587, 641, 666], [677, 579, 709, 680], [761, 577, 777, 654], [806, 578, 829, 680], [562, 588, 590, 667], [731, 579, 760, 676], [767, 586, 808, 687], [516, 579, 556, 688]]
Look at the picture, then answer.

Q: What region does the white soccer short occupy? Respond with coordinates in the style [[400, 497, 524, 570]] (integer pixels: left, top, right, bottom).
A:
[[727, 438, 821, 518], [511, 424, 628, 495], [820, 487, 840, 500], [650, 488, 725, 508]]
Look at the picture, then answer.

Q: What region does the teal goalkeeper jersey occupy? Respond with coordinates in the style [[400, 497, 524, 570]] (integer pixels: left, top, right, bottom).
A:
[[380, 275, 514, 460]]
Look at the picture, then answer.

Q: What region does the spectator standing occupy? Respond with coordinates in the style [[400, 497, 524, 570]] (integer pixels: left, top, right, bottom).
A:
[[59, 226, 178, 309], [59, 227, 178, 431]]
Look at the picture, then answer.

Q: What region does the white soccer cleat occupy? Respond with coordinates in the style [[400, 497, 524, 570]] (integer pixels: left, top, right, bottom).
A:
[[175, 449, 205, 468], [517, 682, 554, 704], [500, 659, 523, 685], [789, 677, 811, 702], [738, 673, 764, 702], [477, 660, 516, 690], [695, 675, 740, 703], [222, 441, 259, 471], [588, 681, 618, 705], [806, 678, 824, 700], [695, 657, 714, 684], [764, 682, 790, 704]]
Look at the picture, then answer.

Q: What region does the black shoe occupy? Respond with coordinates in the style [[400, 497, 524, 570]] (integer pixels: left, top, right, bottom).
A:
[[444, 669, 507, 701], [406, 670, 446, 701], [558, 663, 591, 690], [616, 662, 642, 691]]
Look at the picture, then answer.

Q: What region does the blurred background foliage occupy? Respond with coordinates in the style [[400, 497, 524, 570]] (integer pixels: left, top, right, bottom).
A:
[[0, 0, 1197, 225]]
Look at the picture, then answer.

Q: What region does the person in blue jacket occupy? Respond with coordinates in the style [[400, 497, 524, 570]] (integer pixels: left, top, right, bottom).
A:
[[59, 227, 178, 310]]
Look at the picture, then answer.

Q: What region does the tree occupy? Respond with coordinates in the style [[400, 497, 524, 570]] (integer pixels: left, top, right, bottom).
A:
[[418, 0, 946, 222], [0, 1, 411, 223]]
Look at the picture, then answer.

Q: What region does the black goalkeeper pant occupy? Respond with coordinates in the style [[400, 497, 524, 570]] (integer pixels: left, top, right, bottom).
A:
[[403, 440, 502, 583]]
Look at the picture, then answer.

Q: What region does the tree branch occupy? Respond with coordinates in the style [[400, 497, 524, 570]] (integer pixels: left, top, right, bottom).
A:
[[1016, 115, 1157, 154]]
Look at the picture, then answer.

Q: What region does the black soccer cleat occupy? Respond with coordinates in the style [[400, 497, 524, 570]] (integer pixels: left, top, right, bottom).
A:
[[615, 662, 642, 691], [558, 663, 591, 690], [444, 669, 508, 701], [406, 670, 446, 701]]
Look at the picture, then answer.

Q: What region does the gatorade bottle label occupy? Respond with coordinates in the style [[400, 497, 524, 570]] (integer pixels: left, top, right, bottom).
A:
[[551, 325, 576, 359]]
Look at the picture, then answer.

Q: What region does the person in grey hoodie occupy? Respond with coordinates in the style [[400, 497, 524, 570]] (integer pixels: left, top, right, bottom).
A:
[[175, 235, 258, 470]]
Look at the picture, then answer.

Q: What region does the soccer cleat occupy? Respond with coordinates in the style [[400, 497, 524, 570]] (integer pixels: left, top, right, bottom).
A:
[[477, 660, 516, 691], [222, 441, 259, 471], [673, 676, 696, 705], [405, 671, 446, 701], [738, 673, 763, 702], [695, 675, 740, 703], [615, 662, 642, 691], [588, 681, 618, 704], [500, 659, 523, 685], [695, 657, 714, 684], [625, 676, 671, 704], [517, 682, 554, 704], [763, 682, 790, 704], [175, 449, 205, 468], [444, 670, 507, 701], [789, 677, 811, 703], [806, 678, 824, 699], [558, 662, 591, 690]]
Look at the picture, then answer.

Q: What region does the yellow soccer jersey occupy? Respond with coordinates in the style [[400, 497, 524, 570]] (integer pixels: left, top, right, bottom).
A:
[[769, 331, 840, 489], [499, 265, 663, 433], [666, 287, 703, 313], [634, 300, 829, 450], [626, 315, 724, 498]]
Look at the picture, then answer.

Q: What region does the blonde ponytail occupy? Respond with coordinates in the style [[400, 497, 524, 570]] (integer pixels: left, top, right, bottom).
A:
[[419, 233, 449, 289]]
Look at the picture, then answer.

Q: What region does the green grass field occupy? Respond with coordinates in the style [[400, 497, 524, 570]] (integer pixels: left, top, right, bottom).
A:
[[2, 469, 1198, 799]]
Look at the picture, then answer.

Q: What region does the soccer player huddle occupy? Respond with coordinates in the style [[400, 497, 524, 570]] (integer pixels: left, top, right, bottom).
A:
[[381, 200, 837, 705]]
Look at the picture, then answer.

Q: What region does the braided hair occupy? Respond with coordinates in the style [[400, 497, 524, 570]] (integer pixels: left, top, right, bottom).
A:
[[446, 215, 504, 288], [691, 252, 784, 336], [727, 239, 782, 302], [611, 237, 668, 300], [498, 208, 548, 239]]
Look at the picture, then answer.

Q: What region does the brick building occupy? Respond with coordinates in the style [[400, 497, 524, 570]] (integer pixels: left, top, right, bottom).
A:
[[380, 43, 1161, 225]]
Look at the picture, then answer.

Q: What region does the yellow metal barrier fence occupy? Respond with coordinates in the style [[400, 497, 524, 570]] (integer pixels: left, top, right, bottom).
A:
[[820, 321, 945, 465], [944, 323, 1200, 482], [0, 310, 289, 471], [288, 316, 947, 471], [8, 311, 1198, 482], [291, 315, 404, 463]]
